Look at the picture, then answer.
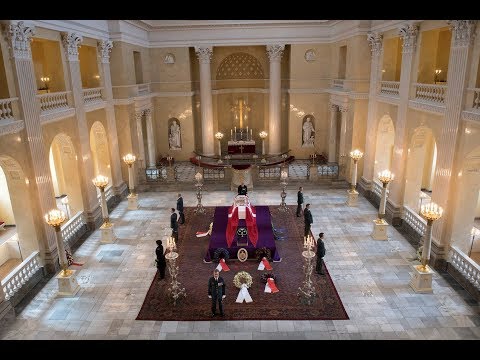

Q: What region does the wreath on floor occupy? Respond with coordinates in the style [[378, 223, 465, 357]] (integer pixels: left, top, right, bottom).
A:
[[233, 271, 253, 289], [213, 248, 230, 263], [260, 273, 277, 284], [255, 247, 272, 262]]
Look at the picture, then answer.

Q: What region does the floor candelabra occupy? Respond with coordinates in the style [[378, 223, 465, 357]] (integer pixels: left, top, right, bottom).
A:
[[297, 235, 317, 305], [165, 237, 186, 306]]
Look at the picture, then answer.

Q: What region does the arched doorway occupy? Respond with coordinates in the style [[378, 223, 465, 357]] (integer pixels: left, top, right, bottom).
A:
[[49, 133, 84, 217], [403, 126, 437, 211], [0, 155, 39, 273], [450, 147, 480, 259], [373, 115, 395, 178], [89, 121, 112, 185]]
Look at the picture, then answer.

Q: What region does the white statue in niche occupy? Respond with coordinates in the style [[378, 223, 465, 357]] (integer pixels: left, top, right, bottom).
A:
[[302, 116, 315, 147], [164, 53, 175, 64], [169, 120, 182, 150]]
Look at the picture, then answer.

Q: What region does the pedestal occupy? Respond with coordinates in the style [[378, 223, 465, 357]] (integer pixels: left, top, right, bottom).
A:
[[309, 164, 318, 181], [166, 167, 175, 182], [100, 223, 116, 244], [346, 189, 358, 206], [371, 219, 388, 240], [409, 265, 433, 293], [127, 194, 139, 210], [56, 269, 80, 297]]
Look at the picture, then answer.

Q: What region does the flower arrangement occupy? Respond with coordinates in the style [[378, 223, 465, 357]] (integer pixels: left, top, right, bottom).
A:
[[213, 248, 230, 263], [255, 247, 272, 262], [260, 272, 276, 284], [233, 271, 253, 289]]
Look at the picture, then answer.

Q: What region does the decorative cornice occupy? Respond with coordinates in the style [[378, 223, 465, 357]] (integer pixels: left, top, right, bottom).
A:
[[399, 24, 419, 54], [98, 40, 113, 64], [448, 20, 477, 48], [408, 99, 446, 115], [266, 44, 285, 62], [62, 32, 83, 61], [39, 108, 76, 125], [286, 88, 326, 94], [194, 46, 213, 63], [367, 32, 383, 56], [0, 120, 25, 136], [84, 101, 106, 113], [112, 98, 135, 106], [348, 92, 369, 100], [7, 21, 35, 60], [377, 94, 400, 106], [462, 110, 480, 123]]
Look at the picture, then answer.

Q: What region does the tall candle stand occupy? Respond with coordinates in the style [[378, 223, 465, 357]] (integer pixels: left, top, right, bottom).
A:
[[297, 235, 317, 305], [165, 236, 186, 306]]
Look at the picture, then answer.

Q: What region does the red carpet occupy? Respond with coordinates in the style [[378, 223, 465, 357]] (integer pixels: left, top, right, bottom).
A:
[[136, 206, 348, 321]]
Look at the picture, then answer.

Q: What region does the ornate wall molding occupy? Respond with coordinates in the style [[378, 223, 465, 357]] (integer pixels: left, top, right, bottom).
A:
[[266, 44, 285, 62], [367, 32, 383, 56], [0, 120, 25, 136], [377, 94, 400, 106], [39, 108, 76, 125], [399, 24, 419, 54], [98, 40, 113, 64], [85, 101, 107, 113], [408, 99, 446, 115], [194, 46, 213, 63], [62, 32, 83, 61], [448, 20, 477, 48], [7, 21, 35, 59]]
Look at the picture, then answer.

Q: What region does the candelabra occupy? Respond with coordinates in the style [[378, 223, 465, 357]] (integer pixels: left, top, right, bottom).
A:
[[45, 209, 79, 296], [469, 227, 480, 257], [259, 131, 268, 158], [281, 153, 288, 167], [195, 155, 202, 172], [166, 155, 175, 182], [310, 153, 317, 166], [224, 155, 231, 167], [346, 149, 363, 207], [252, 154, 258, 166], [92, 175, 116, 243], [372, 170, 394, 240], [434, 69, 442, 84], [215, 132, 224, 164], [279, 170, 289, 212], [40, 76, 50, 91], [166, 155, 173, 167], [297, 234, 317, 305], [123, 153, 138, 210], [194, 172, 205, 214], [164, 236, 186, 306], [309, 153, 319, 181]]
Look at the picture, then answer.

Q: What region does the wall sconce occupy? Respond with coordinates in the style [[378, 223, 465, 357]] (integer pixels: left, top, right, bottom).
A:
[[434, 69, 442, 84], [40, 76, 50, 91]]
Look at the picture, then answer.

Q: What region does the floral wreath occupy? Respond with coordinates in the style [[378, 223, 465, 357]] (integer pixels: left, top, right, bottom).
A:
[[233, 271, 253, 289], [213, 248, 230, 263], [261, 273, 277, 284], [255, 247, 272, 262]]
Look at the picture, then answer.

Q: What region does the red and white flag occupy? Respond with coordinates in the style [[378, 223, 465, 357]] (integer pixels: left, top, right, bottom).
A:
[[264, 278, 279, 293], [257, 257, 273, 271], [215, 258, 230, 272]]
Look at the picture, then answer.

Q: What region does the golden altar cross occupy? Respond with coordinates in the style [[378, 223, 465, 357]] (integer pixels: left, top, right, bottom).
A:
[[231, 99, 251, 128]]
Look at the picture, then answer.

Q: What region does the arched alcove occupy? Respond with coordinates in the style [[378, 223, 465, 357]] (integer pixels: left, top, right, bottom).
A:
[[216, 52, 265, 80], [168, 118, 182, 150], [90, 121, 112, 185], [373, 115, 395, 178], [301, 114, 315, 148]]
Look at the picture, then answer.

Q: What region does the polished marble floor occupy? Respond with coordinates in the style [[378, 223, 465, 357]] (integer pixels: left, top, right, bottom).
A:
[[0, 188, 479, 340]]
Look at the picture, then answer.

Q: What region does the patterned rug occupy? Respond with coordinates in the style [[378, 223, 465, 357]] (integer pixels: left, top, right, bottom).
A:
[[136, 206, 349, 321]]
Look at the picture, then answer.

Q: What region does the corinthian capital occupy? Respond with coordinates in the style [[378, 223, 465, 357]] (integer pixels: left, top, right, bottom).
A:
[[62, 32, 83, 61], [98, 40, 113, 64], [367, 32, 383, 56], [448, 20, 477, 48], [195, 46, 213, 63], [266, 44, 285, 62], [7, 21, 35, 59], [399, 24, 419, 54]]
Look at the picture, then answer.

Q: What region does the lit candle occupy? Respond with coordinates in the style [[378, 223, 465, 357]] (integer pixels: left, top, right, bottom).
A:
[[247, 126, 249, 133], [235, 126, 236, 132], [250, 129, 253, 137], [231, 129, 233, 137]]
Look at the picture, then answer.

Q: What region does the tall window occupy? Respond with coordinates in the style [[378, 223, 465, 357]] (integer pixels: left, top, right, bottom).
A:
[[381, 37, 402, 82], [416, 27, 451, 84], [133, 51, 143, 84]]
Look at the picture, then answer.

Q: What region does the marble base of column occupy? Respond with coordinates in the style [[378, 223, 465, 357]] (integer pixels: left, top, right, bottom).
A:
[[166, 167, 175, 183], [409, 265, 433, 293], [371, 219, 388, 240], [346, 189, 359, 206], [127, 194, 139, 210], [309, 165, 318, 181], [56, 269, 80, 297], [100, 223, 116, 244]]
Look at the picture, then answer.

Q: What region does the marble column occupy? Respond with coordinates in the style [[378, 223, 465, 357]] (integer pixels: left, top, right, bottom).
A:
[[328, 103, 338, 163], [97, 40, 127, 196], [338, 105, 348, 179], [195, 46, 214, 156], [144, 108, 156, 168], [266, 44, 285, 155], [388, 24, 419, 214], [6, 22, 59, 273], [431, 21, 477, 246], [62, 32, 101, 226], [135, 111, 146, 168], [361, 32, 383, 189]]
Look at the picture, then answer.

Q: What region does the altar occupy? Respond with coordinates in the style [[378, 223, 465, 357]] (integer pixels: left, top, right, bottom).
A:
[[228, 140, 256, 155]]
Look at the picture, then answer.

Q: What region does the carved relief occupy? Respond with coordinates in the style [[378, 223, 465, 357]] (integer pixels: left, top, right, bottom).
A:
[[302, 115, 315, 148], [266, 44, 285, 62], [448, 20, 477, 47], [164, 53, 175, 64], [304, 49, 316, 62], [98, 40, 113, 64], [367, 32, 383, 56], [7, 21, 35, 59], [399, 24, 419, 54], [168, 118, 182, 150], [62, 32, 83, 61], [216, 52, 264, 80]]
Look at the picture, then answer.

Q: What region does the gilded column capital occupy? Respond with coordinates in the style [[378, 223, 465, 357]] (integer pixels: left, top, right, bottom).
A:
[[339, 105, 349, 113], [6, 21, 35, 59], [399, 24, 419, 54], [194, 46, 213, 63], [266, 44, 285, 62], [98, 40, 113, 64], [448, 20, 477, 48], [62, 32, 83, 61], [367, 32, 383, 56]]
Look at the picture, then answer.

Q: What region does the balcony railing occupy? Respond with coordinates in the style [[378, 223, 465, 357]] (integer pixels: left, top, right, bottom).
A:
[[61, 211, 86, 244], [413, 83, 447, 104], [146, 167, 167, 182], [332, 79, 345, 89], [203, 167, 225, 180], [137, 83, 150, 96], [37, 91, 70, 113], [83, 87, 103, 104], [403, 205, 427, 237], [379, 81, 400, 97], [259, 166, 281, 179], [467, 88, 480, 110], [0, 98, 18, 121], [449, 245, 480, 291], [1, 251, 41, 301]]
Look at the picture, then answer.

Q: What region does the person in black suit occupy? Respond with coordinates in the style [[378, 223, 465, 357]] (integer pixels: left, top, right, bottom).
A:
[[208, 269, 226, 317], [177, 193, 185, 224], [304, 203, 313, 237], [237, 182, 248, 196], [155, 240, 167, 280], [315, 233, 326, 275], [296, 186, 304, 217], [170, 208, 178, 241]]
